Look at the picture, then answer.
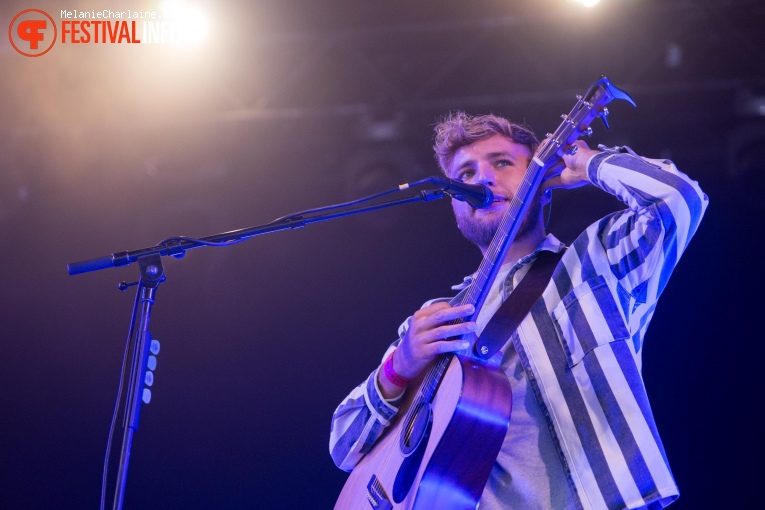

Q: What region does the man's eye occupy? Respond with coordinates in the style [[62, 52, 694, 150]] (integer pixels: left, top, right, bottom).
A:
[[495, 159, 513, 167], [458, 170, 475, 180]]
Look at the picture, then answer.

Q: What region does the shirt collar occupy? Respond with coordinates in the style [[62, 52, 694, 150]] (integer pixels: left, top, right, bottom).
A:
[[451, 234, 566, 291]]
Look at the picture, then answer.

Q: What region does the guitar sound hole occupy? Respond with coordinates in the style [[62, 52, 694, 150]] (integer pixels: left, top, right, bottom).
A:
[[393, 401, 434, 503], [401, 401, 431, 456]]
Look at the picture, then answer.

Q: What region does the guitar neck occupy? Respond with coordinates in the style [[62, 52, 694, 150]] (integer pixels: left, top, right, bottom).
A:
[[461, 158, 548, 323], [417, 158, 549, 400]]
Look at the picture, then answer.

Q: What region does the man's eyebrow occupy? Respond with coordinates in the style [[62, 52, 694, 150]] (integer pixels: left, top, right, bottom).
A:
[[486, 151, 516, 160], [456, 159, 475, 170]]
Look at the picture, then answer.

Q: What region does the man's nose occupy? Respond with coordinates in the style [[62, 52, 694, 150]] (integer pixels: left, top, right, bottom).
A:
[[475, 164, 495, 185]]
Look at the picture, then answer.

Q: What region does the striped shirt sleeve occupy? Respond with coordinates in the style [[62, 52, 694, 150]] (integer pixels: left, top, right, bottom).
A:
[[328, 345, 400, 471], [329, 298, 450, 471], [587, 146, 708, 300]]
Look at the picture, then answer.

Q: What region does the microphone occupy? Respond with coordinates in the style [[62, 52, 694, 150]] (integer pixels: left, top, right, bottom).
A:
[[429, 176, 494, 209]]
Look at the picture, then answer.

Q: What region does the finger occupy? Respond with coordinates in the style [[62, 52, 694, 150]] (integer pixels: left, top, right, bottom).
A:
[[414, 301, 452, 318], [427, 321, 477, 341], [430, 338, 472, 355], [562, 140, 595, 172], [421, 304, 475, 329], [562, 139, 589, 156]]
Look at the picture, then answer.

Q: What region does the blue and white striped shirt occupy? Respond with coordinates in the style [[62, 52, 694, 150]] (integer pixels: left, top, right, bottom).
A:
[[330, 147, 708, 509]]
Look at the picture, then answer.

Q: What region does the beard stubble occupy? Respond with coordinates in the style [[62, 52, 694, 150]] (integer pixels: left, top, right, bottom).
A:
[[454, 195, 543, 251]]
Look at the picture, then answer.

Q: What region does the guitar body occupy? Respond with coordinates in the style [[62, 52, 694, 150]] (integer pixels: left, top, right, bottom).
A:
[[334, 355, 512, 510]]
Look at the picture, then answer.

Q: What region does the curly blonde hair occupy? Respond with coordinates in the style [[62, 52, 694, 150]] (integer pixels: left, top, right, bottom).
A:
[[433, 112, 539, 174]]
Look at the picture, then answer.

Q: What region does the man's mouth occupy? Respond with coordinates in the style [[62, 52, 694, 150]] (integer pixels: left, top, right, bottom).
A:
[[473, 195, 508, 214]]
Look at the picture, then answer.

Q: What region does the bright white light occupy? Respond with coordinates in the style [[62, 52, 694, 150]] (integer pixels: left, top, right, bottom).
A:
[[573, 0, 601, 7], [158, 0, 210, 45], [178, 8, 209, 44]]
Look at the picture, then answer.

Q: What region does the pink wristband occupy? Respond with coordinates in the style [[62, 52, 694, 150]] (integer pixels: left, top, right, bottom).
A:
[[382, 351, 411, 387]]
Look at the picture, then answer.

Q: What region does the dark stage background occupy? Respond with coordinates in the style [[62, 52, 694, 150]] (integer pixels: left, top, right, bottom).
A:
[[1, 1, 763, 508]]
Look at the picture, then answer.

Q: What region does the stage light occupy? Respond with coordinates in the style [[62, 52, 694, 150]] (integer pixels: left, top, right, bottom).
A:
[[158, 0, 210, 45], [572, 0, 602, 7], [735, 91, 765, 118]]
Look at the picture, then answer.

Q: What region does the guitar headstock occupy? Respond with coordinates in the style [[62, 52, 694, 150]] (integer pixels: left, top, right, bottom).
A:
[[534, 76, 635, 166]]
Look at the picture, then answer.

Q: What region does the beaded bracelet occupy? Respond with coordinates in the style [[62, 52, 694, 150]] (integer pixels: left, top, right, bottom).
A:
[[382, 350, 411, 387]]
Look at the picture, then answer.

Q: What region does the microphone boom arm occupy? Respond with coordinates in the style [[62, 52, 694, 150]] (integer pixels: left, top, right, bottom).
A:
[[67, 188, 447, 275]]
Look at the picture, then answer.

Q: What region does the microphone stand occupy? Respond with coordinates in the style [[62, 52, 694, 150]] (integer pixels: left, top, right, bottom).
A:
[[68, 187, 446, 510], [112, 255, 162, 510]]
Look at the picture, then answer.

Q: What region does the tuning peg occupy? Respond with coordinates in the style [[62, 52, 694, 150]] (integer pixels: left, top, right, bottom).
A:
[[147, 355, 157, 371], [150, 339, 160, 355], [145, 371, 154, 386], [142, 388, 152, 404], [599, 107, 611, 130], [566, 145, 579, 155], [583, 126, 594, 137]]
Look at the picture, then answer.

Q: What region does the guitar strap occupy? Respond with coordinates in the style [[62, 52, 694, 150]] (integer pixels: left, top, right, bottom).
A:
[[475, 248, 565, 361]]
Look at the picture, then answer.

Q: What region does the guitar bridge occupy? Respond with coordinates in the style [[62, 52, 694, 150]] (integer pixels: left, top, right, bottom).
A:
[[365, 475, 392, 510]]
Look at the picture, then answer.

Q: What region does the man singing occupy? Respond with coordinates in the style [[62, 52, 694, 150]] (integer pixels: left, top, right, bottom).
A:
[[330, 112, 708, 509]]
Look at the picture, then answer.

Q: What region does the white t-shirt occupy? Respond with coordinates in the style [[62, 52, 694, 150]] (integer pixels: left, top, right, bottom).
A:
[[474, 257, 577, 510]]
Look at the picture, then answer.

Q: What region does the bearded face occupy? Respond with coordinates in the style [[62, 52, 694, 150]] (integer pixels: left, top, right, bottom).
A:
[[446, 134, 546, 253], [453, 192, 543, 251]]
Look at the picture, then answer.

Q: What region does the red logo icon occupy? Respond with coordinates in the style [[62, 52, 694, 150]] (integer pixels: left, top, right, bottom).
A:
[[9, 9, 57, 57]]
